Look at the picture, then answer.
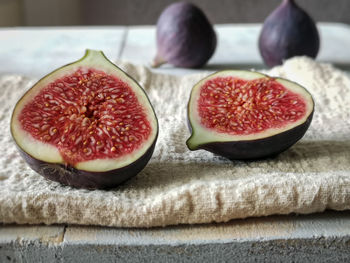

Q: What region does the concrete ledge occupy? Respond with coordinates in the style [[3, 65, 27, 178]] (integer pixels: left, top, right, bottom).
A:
[[1, 211, 350, 262]]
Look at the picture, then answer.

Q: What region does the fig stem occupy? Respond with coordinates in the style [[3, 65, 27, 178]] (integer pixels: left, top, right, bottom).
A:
[[151, 54, 167, 68]]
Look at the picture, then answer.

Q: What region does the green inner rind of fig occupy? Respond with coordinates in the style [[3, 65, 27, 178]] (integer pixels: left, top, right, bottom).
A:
[[186, 70, 314, 151], [11, 50, 158, 172]]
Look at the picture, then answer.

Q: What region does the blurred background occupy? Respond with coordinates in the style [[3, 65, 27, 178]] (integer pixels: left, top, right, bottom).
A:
[[1, 0, 350, 26]]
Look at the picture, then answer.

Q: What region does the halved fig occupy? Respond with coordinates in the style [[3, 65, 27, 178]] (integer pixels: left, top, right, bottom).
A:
[[186, 70, 314, 160], [11, 50, 158, 189]]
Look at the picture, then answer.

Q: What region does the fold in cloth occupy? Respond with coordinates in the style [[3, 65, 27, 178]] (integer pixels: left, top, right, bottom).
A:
[[0, 57, 349, 227]]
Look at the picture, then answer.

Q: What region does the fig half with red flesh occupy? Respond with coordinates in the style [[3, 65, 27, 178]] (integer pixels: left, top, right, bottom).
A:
[[11, 50, 158, 189], [186, 70, 314, 160]]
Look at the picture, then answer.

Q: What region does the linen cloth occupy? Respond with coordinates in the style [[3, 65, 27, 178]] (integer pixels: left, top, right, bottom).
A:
[[0, 57, 349, 227]]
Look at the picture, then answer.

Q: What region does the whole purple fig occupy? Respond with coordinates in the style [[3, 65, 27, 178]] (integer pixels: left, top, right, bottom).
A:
[[258, 0, 320, 67], [152, 2, 217, 68]]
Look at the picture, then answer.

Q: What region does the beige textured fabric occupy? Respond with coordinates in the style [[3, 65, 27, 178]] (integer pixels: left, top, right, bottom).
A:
[[0, 57, 350, 227]]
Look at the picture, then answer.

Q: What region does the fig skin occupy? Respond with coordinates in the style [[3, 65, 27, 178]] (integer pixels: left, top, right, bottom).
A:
[[16, 140, 157, 189], [258, 0, 320, 67], [152, 2, 217, 68], [199, 111, 313, 160]]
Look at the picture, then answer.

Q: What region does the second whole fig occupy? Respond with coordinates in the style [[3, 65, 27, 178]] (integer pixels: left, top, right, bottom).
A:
[[258, 0, 320, 67]]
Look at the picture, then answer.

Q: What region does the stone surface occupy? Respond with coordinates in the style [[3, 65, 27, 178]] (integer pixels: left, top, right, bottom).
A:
[[0, 225, 65, 262], [1, 211, 350, 262], [0, 26, 125, 78], [1, 24, 350, 78]]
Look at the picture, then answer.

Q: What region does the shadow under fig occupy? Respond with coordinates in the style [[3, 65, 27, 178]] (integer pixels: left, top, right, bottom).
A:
[[203, 62, 350, 72], [202, 63, 267, 71], [276, 139, 350, 162], [120, 140, 350, 191]]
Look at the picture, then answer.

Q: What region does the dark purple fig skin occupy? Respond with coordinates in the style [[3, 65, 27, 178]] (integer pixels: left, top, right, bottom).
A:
[[16, 136, 157, 189], [258, 0, 320, 67], [153, 2, 217, 68], [198, 111, 313, 160]]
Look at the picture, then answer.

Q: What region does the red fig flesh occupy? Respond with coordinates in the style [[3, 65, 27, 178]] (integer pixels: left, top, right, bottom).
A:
[[152, 2, 217, 68], [187, 70, 314, 159], [11, 50, 158, 189], [259, 0, 320, 67]]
